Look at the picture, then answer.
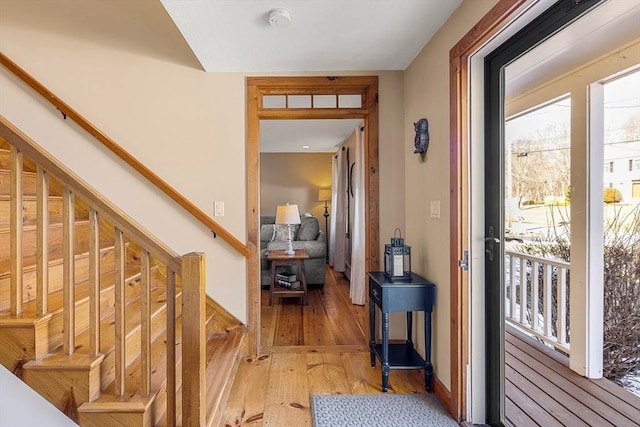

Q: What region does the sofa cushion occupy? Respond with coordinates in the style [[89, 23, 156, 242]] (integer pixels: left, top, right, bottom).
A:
[[260, 224, 275, 242], [297, 218, 320, 241]]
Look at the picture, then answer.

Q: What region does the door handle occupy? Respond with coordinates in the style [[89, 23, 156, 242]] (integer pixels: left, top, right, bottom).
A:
[[485, 225, 500, 261]]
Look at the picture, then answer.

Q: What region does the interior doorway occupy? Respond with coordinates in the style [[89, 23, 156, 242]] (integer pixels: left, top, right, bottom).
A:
[[246, 76, 379, 354]]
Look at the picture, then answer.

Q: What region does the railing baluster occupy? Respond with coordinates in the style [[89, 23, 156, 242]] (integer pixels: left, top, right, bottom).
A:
[[166, 269, 176, 427], [531, 261, 540, 330], [36, 166, 49, 316], [114, 228, 126, 396], [557, 267, 567, 345], [519, 257, 526, 324], [62, 187, 75, 354], [89, 209, 100, 356], [509, 254, 516, 319], [141, 249, 152, 396], [9, 146, 23, 315], [543, 263, 552, 339]]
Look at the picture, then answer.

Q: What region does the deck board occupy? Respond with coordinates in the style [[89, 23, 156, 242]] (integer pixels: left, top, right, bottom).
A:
[[506, 325, 640, 426]]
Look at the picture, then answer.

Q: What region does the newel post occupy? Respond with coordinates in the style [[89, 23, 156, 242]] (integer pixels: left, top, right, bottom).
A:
[[182, 252, 206, 427]]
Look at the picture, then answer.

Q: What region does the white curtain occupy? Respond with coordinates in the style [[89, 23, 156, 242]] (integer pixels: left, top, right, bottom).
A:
[[350, 123, 366, 305], [331, 149, 347, 271]]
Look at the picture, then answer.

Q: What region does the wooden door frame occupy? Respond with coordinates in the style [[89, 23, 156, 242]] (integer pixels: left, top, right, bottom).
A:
[[449, 0, 530, 421], [246, 76, 379, 354]]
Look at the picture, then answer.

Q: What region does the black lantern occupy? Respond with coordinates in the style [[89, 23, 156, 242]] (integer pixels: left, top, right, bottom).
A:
[[384, 228, 412, 281]]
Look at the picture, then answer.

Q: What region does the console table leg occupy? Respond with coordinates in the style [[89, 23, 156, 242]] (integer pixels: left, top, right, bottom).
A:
[[369, 298, 376, 367], [425, 310, 433, 392], [382, 311, 390, 392], [382, 366, 390, 393]]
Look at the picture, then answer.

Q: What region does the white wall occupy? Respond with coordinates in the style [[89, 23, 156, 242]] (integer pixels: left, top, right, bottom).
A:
[[0, 365, 78, 427], [403, 0, 500, 391]]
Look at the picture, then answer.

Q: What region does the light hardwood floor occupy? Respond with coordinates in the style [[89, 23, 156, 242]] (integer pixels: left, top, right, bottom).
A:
[[220, 266, 428, 426]]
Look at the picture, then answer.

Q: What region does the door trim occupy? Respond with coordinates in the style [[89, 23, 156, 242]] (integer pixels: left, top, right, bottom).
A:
[[246, 76, 379, 354], [449, 0, 530, 421]]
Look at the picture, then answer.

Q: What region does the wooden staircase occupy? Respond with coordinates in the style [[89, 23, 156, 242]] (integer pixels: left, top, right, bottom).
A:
[[0, 118, 246, 426]]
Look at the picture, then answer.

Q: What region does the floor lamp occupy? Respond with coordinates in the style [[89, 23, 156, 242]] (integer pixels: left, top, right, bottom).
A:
[[317, 189, 331, 261]]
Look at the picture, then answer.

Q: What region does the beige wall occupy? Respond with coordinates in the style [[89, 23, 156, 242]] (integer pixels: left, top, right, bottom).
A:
[[0, 1, 406, 324], [260, 153, 333, 234], [403, 0, 499, 391]]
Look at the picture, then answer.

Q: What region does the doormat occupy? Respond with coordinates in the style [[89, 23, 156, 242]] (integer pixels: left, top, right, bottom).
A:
[[310, 393, 458, 427]]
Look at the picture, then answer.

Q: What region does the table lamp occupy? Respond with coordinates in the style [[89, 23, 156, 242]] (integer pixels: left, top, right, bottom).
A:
[[275, 203, 301, 255]]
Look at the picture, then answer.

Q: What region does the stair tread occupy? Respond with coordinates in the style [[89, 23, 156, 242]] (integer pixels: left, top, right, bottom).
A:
[[0, 264, 143, 319], [85, 313, 185, 404], [205, 329, 245, 425], [0, 238, 117, 277], [0, 217, 89, 234], [27, 270, 171, 362]]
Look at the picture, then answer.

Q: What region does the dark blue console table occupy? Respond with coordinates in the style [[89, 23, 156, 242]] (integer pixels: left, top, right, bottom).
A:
[[368, 271, 435, 392]]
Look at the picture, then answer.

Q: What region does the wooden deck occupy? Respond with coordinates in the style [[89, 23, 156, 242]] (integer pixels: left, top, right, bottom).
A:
[[506, 325, 640, 427]]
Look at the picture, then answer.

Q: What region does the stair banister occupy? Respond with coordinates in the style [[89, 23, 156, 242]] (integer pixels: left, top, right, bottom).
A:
[[1, 117, 210, 426], [0, 52, 250, 259]]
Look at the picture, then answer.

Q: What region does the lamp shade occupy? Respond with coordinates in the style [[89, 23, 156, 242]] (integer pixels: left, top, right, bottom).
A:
[[317, 189, 332, 202], [275, 203, 301, 225]]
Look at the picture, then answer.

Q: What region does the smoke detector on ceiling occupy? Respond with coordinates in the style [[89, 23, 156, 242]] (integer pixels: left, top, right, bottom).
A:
[[268, 8, 292, 27]]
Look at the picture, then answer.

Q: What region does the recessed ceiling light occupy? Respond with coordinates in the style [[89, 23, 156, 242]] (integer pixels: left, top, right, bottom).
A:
[[302, 145, 311, 149], [268, 8, 292, 27]]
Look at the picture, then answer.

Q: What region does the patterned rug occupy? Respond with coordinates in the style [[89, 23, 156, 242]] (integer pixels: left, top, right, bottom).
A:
[[310, 393, 458, 427]]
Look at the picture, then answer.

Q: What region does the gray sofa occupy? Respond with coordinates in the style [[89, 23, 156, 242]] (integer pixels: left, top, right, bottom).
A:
[[260, 215, 326, 289]]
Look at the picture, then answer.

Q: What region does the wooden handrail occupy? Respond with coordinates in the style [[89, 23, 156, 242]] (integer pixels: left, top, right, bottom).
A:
[[0, 52, 250, 259]]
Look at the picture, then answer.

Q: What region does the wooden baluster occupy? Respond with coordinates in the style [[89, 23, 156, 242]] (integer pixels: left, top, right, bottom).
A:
[[543, 263, 552, 339], [36, 167, 49, 316], [62, 187, 75, 354], [557, 266, 567, 346], [88, 209, 100, 356], [141, 250, 151, 396], [9, 146, 23, 315], [114, 228, 126, 395], [182, 252, 206, 427], [531, 261, 540, 331], [166, 269, 177, 427]]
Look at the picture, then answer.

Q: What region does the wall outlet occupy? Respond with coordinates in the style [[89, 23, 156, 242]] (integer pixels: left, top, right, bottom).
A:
[[214, 201, 224, 217], [430, 201, 440, 219]]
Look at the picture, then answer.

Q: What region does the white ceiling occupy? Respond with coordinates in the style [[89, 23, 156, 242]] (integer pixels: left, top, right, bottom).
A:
[[260, 119, 362, 153], [160, 0, 463, 72], [158, 1, 463, 153]]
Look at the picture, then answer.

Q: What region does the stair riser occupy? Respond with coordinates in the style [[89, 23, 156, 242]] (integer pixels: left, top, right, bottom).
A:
[[78, 409, 152, 427], [0, 171, 39, 196], [0, 320, 50, 371], [0, 221, 91, 261], [46, 274, 145, 353], [23, 363, 102, 415], [0, 198, 66, 227], [98, 301, 172, 391], [0, 246, 118, 312]]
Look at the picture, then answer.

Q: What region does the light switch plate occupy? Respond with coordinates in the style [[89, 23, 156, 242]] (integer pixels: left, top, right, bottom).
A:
[[430, 201, 440, 219], [214, 201, 224, 217]]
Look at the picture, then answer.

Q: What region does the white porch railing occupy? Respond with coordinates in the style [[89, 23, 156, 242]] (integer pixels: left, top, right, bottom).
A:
[[505, 250, 571, 354]]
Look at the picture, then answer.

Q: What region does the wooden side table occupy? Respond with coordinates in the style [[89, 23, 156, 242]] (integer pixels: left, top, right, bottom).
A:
[[268, 250, 309, 306], [367, 271, 435, 392]]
